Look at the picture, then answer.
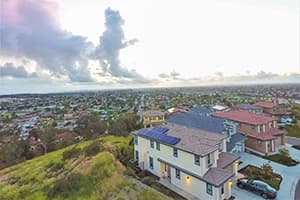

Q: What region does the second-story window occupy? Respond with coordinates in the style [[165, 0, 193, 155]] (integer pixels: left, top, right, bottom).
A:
[[175, 168, 180, 179], [150, 140, 154, 148], [173, 148, 178, 157], [194, 155, 200, 165], [221, 184, 224, 194], [134, 135, 138, 145], [156, 142, 160, 151], [207, 153, 212, 166], [135, 150, 139, 162], [206, 183, 213, 195], [251, 125, 255, 130]]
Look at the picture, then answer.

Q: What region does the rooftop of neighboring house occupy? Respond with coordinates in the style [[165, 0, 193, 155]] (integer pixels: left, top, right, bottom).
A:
[[135, 124, 226, 156], [143, 110, 165, 117], [55, 131, 72, 140], [212, 104, 229, 111], [213, 110, 274, 125], [233, 103, 262, 110], [255, 101, 278, 109]]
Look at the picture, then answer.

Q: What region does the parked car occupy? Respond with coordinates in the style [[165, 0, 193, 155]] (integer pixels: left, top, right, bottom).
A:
[[237, 178, 277, 199]]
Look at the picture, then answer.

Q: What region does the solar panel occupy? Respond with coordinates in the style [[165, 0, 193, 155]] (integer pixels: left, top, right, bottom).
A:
[[138, 129, 180, 145], [152, 126, 169, 134]]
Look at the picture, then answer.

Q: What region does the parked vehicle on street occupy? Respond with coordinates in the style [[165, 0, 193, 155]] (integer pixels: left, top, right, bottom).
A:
[[237, 178, 277, 199]]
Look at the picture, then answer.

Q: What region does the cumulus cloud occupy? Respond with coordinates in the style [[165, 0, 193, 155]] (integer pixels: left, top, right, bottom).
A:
[[0, 63, 37, 78], [91, 8, 150, 83], [0, 0, 94, 82]]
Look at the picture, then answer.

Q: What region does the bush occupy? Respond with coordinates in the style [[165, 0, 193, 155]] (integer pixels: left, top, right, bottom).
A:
[[141, 176, 157, 186], [46, 160, 64, 172], [48, 172, 83, 197], [83, 141, 101, 156], [62, 147, 81, 160]]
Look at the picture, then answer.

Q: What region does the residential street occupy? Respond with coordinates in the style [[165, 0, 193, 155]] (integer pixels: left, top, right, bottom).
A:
[[296, 180, 300, 200], [287, 136, 300, 146], [232, 145, 300, 200]]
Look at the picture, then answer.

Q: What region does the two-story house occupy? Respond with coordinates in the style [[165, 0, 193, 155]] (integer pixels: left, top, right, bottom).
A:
[[233, 104, 263, 114], [167, 106, 246, 154], [133, 124, 239, 200], [255, 100, 290, 121], [143, 110, 165, 128], [213, 110, 286, 155]]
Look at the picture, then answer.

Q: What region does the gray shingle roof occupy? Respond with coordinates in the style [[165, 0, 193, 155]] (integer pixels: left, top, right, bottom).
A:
[[226, 133, 247, 152]]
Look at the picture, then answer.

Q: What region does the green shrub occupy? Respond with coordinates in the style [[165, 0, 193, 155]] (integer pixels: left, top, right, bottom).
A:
[[62, 147, 81, 160], [48, 172, 83, 197], [46, 160, 64, 172], [83, 141, 101, 156], [142, 176, 157, 186]]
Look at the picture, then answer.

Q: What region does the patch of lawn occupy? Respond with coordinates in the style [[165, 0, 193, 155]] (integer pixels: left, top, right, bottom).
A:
[[286, 125, 300, 138], [239, 165, 282, 190], [263, 154, 299, 166]]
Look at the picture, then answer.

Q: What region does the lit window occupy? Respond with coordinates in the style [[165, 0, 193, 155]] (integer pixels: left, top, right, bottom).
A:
[[149, 156, 153, 169], [206, 183, 213, 195], [156, 142, 160, 151], [173, 148, 178, 157], [175, 168, 180, 179], [194, 155, 200, 166]]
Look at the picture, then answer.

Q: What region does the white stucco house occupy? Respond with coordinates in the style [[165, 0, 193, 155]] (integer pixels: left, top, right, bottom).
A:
[[133, 124, 240, 200]]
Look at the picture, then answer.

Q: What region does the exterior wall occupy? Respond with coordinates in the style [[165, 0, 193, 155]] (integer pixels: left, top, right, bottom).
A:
[[143, 116, 165, 128], [170, 167, 231, 200], [237, 123, 258, 135], [245, 137, 268, 154], [134, 136, 221, 177]]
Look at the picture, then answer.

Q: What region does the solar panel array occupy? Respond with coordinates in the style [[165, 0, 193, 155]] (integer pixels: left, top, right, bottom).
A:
[[138, 128, 180, 145], [152, 126, 169, 134]]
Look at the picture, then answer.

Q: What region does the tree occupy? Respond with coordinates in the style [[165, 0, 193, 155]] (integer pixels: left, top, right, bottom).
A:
[[34, 127, 57, 154], [261, 162, 273, 179], [278, 148, 290, 158]]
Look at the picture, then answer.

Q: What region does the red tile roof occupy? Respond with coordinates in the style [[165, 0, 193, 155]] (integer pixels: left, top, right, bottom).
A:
[[29, 138, 38, 146], [213, 110, 273, 125], [56, 132, 72, 140], [255, 102, 278, 109]]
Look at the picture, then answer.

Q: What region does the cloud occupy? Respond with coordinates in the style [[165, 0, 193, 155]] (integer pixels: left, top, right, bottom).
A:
[[0, 63, 37, 78], [91, 8, 150, 83], [0, 0, 93, 82], [158, 71, 182, 80]]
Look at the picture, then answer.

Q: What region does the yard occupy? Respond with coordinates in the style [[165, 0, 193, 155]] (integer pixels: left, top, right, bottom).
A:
[[263, 154, 299, 166], [239, 165, 282, 190], [286, 125, 300, 138]]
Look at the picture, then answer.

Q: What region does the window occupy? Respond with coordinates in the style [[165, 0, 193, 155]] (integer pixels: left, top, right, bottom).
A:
[[149, 156, 153, 169], [206, 183, 213, 195], [173, 148, 178, 157], [221, 184, 224, 194], [257, 140, 262, 145], [150, 140, 154, 148], [251, 125, 255, 130], [135, 150, 139, 161], [175, 168, 180, 179], [207, 154, 212, 166], [156, 142, 160, 151], [134, 135, 138, 145], [194, 155, 200, 165]]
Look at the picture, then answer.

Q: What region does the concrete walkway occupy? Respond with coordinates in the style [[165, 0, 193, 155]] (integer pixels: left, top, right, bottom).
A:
[[233, 145, 300, 200], [287, 136, 300, 146]]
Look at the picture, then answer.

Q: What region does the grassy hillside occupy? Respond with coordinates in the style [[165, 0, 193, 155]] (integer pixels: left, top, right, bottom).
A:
[[0, 135, 167, 200]]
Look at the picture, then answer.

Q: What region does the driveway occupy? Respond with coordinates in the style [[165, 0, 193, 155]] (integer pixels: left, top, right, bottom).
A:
[[232, 145, 300, 200]]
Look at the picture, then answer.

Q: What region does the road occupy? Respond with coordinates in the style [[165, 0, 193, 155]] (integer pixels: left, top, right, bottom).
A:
[[287, 136, 300, 146], [296, 180, 300, 200]]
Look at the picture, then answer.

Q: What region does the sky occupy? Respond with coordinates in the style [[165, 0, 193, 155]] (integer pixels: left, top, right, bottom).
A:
[[0, 0, 299, 94]]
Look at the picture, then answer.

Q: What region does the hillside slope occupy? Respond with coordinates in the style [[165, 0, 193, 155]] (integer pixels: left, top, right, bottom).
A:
[[0, 136, 167, 200]]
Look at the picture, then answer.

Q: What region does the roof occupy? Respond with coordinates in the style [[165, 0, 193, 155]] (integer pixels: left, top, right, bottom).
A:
[[255, 102, 278, 109], [143, 110, 165, 117], [234, 104, 262, 110], [166, 108, 225, 133], [217, 152, 240, 169], [212, 105, 229, 111], [136, 124, 225, 156], [213, 110, 273, 125], [226, 133, 247, 152], [56, 132, 72, 140], [203, 167, 234, 186]]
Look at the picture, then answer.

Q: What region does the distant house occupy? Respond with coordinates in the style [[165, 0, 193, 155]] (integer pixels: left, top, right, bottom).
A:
[[233, 103, 263, 114], [133, 124, 239, 200], [213, 110, 286, 155], [55, 132, 72, 141], [255, 100, 290, 121], [143, 110, 165, 128], [212, 105, 230, 112], [167, 106, 246, 154]]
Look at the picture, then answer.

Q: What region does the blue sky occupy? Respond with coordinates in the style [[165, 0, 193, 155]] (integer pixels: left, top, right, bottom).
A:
[[0, 0, 299, 94]]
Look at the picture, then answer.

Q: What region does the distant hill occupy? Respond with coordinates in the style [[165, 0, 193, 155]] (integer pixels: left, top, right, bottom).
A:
[[0, 135, 167, 200]]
